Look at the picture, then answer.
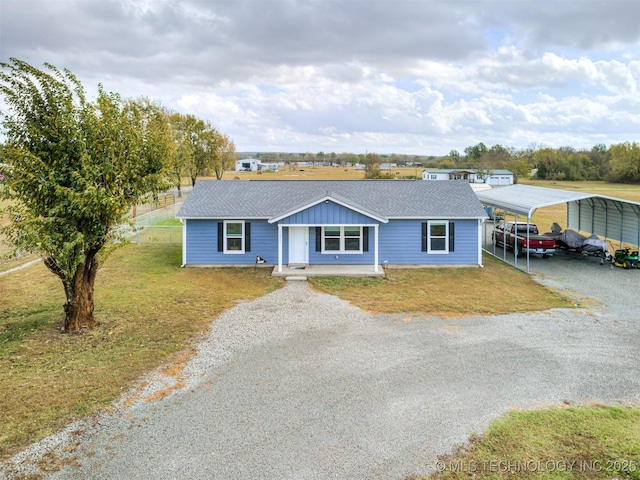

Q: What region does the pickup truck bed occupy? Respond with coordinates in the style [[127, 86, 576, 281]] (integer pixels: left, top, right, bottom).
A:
[[493, 222, 556, 257]]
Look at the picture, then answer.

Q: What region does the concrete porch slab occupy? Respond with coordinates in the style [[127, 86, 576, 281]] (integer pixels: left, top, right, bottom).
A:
[[272, 264, 385, 277]]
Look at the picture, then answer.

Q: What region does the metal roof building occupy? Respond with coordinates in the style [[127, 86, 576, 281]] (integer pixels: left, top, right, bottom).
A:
[[476, 184, 640, 272]]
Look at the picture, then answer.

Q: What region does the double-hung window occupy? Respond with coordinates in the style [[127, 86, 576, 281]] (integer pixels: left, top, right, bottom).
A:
[[322, 226, 362, 253], [224, 220, 245, 253], [428, 221, 448, 253]]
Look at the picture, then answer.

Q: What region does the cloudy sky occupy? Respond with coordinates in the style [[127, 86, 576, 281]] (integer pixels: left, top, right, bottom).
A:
[[1, 0, 639, 155]]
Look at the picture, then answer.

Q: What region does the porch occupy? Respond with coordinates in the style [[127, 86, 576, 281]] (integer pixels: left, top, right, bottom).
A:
[[271, 264, 386, 277]]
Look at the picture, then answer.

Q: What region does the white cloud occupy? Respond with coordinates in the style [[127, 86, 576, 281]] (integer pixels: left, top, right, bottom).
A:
[[1, 0, 639, 155]]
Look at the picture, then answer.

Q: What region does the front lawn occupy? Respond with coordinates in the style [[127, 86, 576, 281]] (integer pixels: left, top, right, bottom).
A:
[[309, 254, 574, 317], [0, 244, 282, 460]]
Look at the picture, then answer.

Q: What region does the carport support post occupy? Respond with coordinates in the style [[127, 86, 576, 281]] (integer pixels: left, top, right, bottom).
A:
[[514, 214, 518, 270], [526, 216, 531, 274], [620, 208, 624, 249], [502, 210, 506, 258], [565, 201, 570, 239], [637, 206, 640, 250]]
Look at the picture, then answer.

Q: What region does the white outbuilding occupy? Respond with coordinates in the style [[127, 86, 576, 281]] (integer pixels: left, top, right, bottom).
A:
[[422, 168, 514, 185], [236, 158, 262, 172]]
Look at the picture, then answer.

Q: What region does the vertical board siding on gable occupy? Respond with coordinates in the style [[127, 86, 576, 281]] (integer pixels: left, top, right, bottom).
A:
[[378, 219, 479, 265], [185, 219, 278, 265], [280, 201, 377, 225]]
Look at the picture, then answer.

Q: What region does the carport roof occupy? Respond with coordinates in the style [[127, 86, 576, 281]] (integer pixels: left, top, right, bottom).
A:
[[476, 184, 640, 248], [475, 184, 594, 217]]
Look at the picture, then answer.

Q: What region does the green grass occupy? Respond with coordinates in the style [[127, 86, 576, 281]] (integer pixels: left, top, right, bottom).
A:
[[0, 244, 283, 460], [0, 252, 39, 273], [134, 225, 182, 244], [309, 254, 574, 317], [429, 405, 640, 479], [155, 217, 182, 226]]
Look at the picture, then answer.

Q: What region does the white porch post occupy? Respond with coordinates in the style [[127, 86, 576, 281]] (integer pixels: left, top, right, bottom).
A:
[[374, 224, 379, 273], [277, 224, 283, 273]]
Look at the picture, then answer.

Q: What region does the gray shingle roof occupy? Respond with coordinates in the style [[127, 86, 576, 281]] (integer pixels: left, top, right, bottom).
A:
[[177, 180, 488, 220]]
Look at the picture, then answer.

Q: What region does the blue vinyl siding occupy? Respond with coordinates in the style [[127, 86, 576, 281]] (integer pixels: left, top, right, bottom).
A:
[[184, 218, 479, 266], [185, 219, 278, 265], [280, 201, 376, 225], [378, 219, 479, 265]]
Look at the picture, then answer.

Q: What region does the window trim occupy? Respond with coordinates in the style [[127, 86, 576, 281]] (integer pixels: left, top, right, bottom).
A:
[[427, 221, 449, 254], [223, 220, 245, 254], [321, 226, 363, 254]]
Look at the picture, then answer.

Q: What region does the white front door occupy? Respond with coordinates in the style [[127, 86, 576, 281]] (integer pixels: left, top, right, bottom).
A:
[[288, 227, 309, 264]]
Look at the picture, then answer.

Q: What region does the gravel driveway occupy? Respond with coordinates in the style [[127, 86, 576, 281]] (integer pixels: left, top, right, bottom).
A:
[[3, 254, 640, 479]]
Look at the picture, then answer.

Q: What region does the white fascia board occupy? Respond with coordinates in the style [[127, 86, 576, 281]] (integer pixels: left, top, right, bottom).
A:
[[274, 223, 379, 227], [268, 195, 388, 224], [176, 216, 270, 220], [389, 216, 489, 220]]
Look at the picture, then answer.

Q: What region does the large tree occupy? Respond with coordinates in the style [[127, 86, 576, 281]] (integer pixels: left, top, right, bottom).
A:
[[166, 113, 206, 186], [166, 112, 195, 197], [170, 113, 218, 186], [167, 113, 236, 184], [609, 142, 640, 184], [0, 59, 170, 332], [211, 131, 236, 180], [464, 142, 490, 180], [363, 152, 382, 179]]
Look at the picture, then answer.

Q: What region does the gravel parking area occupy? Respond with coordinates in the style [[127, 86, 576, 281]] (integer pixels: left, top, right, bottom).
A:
[[2, 257, 640, 479]]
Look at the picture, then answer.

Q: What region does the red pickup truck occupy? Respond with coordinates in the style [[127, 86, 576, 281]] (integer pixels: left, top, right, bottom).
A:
[[493, 222, 556, 257]]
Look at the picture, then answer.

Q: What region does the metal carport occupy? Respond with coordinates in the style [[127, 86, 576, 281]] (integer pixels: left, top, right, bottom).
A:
[[476, 184, 640, 273]]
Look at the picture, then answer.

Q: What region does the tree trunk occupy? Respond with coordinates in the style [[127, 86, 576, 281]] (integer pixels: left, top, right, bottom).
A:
[[63, 257, 99, 333]]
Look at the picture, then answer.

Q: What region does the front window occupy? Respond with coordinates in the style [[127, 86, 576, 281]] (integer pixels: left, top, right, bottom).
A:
[[224, 221, 244, 253], [344, 226, 361, 251], [324, 226, 341, 251], [322, 226, 362, 253], [428, 221, 448, 253]]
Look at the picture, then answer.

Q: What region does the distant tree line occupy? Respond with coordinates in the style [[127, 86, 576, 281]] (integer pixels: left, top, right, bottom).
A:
[[450, 142, 639, 184], [243, 141, 640, 184]]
